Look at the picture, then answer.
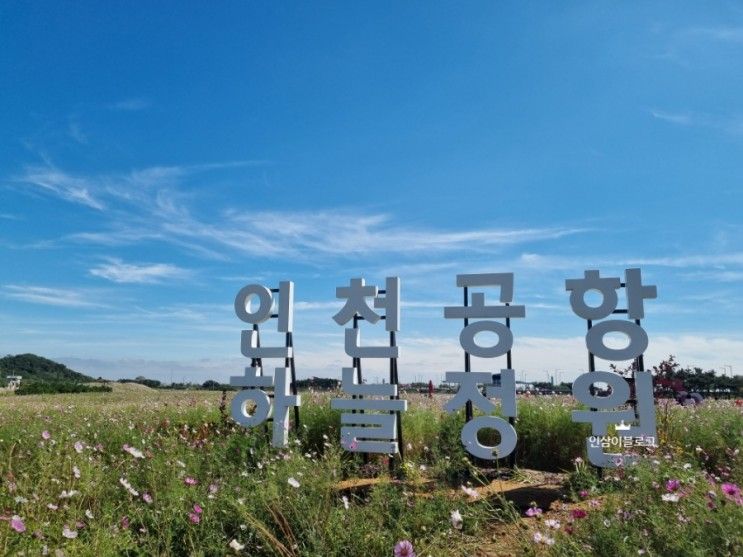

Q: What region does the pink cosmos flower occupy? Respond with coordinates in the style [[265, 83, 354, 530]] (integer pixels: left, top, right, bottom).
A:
[[184, 477, 198, 486], [571, 509, 587, 519], [120, 516, 129, 529], [73, 441, 84, 453], [721, 483, 742, 505], [10, 515, 25, 533], [393, 540, 415, 557], [193, 504, 203, 515], [666, 479, 681, 492], [721, 483, 740, 498], [525, 506, 543, 517], [142, 493, 153, 504], [189, 513, 200, 524], [41, 431, 51, 440], [579, 490, 589, 498]]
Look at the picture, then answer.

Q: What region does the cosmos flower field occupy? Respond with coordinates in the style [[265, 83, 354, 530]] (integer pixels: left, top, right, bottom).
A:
[[0, 385, 741, 556]]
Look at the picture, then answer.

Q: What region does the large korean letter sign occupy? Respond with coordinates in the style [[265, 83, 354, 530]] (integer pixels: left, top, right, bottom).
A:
[[443, 274, 525, 460], [230, 282, 300, 448], [330, 277, 407, 454], [566, 269, 657, 468]]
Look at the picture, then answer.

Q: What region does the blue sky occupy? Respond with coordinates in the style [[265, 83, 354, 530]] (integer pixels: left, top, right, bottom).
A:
[[1, 2, 742, 383]]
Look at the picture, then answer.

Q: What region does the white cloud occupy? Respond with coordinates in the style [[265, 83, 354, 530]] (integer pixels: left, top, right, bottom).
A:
[[3, 285, 104, 308], [108, 98, 151, 111], [51, 332, 743, 384], [17, 163, 587, 259], [156, 205, 588, 259], [688, 26, 743, 44], [650, 109, 743, 136], [16, 165, 105, 210], [68, 121, 88, 144], [517, 252, 743, 271], [650, 110, 693, 126], [89, 259, 190, 284]]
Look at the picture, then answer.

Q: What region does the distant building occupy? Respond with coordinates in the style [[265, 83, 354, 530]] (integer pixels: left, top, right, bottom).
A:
[[6, 375, 22, 390]]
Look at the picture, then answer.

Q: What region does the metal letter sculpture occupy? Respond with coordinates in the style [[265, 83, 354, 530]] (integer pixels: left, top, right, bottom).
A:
[[330, 277, 407, 456], [566, 268, 658, 467], [230, 282, 301, 448], [443, 273, 525, 461]]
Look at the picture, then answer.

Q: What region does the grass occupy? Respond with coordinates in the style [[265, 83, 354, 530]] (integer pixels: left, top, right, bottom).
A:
[[0, 386, 740, 555]]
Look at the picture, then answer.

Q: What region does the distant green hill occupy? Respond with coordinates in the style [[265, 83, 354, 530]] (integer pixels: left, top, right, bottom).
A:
[[0, 354, 94, 383]]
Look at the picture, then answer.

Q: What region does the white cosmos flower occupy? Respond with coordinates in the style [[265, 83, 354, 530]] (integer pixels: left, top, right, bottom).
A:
[[450, 509, 463, 529], [287, 477, 300, 488], [123, 445, 145, 459], [119, 477, 139, 497], [460, 485, 479, 499], [62, 526, 78, 539], [229, 539, 245, 552]]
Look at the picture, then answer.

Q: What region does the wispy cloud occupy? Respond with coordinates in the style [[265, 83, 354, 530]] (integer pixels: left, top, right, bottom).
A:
[[650, 109, 743, 135], [156, 206, 588, 259], [14, 164, 105, 210], [687, 26, 743, 44], [68, 120, 88, 144], [89, 258, 191, 284], [15, 161, 587, 260], [108, 98, 151, 111], [14, 160, 270, 211], [3, 285, 104, 308], [650, 110, 693, 126], [517, 251, 743, 271]]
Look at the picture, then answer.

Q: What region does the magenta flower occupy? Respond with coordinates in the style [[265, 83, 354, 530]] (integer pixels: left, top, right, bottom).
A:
[[184, 477, 198, 486], [666, 479, 681, 492], [10, 515, 25, 533], [193, 504, 203, 515], [189, 513, 200, 524], [579, 490, 588, 498], [394, 540, 415, 557], [721, 483, 740, 497], [571, 509, 587, 519], [721, 483, 742, 504]]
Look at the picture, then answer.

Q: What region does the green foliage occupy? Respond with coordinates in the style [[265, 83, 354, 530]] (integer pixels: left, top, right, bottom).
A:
[[515, 399, 590, 472], [294, 377, 340, 390], [0, 388, 741, 555], [119, 377, 163, 388], [546, 459, 743, 557], [0, 353, 93, 382], [15, 381, 112, 395]]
